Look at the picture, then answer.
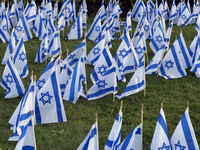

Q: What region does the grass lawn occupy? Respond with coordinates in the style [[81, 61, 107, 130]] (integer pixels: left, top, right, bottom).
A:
[[0, 18, 200, 149]]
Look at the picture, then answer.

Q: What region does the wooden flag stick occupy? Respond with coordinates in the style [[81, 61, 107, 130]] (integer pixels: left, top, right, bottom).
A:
[[161, 102, 163, 109], [143, 52, 146, 97], [120, 100, 123, 113], [30, 110, 37, 150], [187, 101, 189, 112], [141, 104, 143, 150], [82, 48, 88, 97], [113, 55, 118, 102], [96, 114, 99, 150]]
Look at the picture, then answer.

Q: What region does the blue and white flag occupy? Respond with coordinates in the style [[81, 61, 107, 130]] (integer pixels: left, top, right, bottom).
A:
[[164, 0, 170, 20], [0, 12, 10, 43], [145, 48, 164, 74], [56, 15, 65, 32], [26, 0, 37, 29], [14, 117, 36, 150], [105, 0, 112, 20], [36, 59, 54, 94], [86, 34, 105, 66], [33, 12, 46, 39], [164, 20, 173, 50], [177, 5, 192, 26], [24, 2, 30, 19], [169, 1, 177, 23], [80, 0, 87, 28], [131, 0, 145, 22], [187, 0, 191, 14], [86, 11, 101, 42], [13, 36, 28, 79], [158, 32, 192, 79], [9, 0, 19, 28], [77, 122, 99, 150], [0, 56, 25, 98], [150, 20, 164, 54], [146, 0, 154, 22], [188, 32, 199, 65], [52, 1, 58, 20], [96, 1, 106, 21], [17, 0, 23, 18], [190, 60, 200, 77], [46, 0, 52, 18], [59, 59, 73, 96], [105, 109, 123, 150], [71, 0, 76, 22], [116, 56, 145, 99], [117, 124, 142, 150], [63, 56, 87, 103], [90, 44, 113, 83], [64, 39, 86, 68], [34, 32, 48, 63], [158, 0, 164, 17], [0, 1, 6, 24], [173, 0, 184, 24], [14, 13, 33, 42], [150, 108, 171, 150], [35, 71, 67, 125], [190, 0, 199, 24], [47, 16, 56, 39], [195, 13, 200, 32], [2, 28, 16, 65], [48, 30, 61, 58], [66, 10, 83, 40], [8, 75, 34, 141], [171, 107, 199, 150], [87, 64, 117, 100], [40, 0, 46, 12]]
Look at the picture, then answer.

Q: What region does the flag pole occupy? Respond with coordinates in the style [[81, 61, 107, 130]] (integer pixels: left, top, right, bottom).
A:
[[141, 104, 143, 150], [82, 47, 88, 97], [66, 48, 69, 75], [33, 74, 36, 119], [46, 26, 48, 64], [30, 110, 37, 150], [113, 55, 118, 102], [143, 52, 146, 97], [187, 101, 189, 112], [85, 6, 87, 32], [96, 113, 99, 150]]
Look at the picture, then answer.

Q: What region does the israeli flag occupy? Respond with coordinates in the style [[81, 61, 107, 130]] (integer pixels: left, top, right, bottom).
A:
[[171, 107, 199, 150], [158, 32, 192, 79], [90, 44, 113, 83], [190, 60, 200, 77], [88, 64, 117, 100], [195, 13, 200, 32], [14, 13, 33, 42], [66, 10, 83, 40], [188, 32, 199, 65], [9, 0, 19, 28], [33, 12, 46, 40], [27, 0, 37, 29], [35, 71, 67, 125], [150, 108, 171, 150], [177, 5, 192, 26], [47, 16, 56, 39], [17, 0, 24, 18], [24, 2, 30, 19], [52, 1, 58, 20], [145, 0, 154, 22], [187, 0, 191, 14], [0, 56, 25, 98], [0, 1, 6, 24], [131, 0, 145, 22], [164, 20, 173, 50], [158, 0, 164, 17], [150, 20, 164, 54], [2, 28, 16, 65], [97, 1, 106, 21], [14, 118, 36, 150], [40, 0, 46, 12], [8, 75, 34, 141], [56, 15, 65, 32], [117, 124, 142, 150], [48, 30, 61, 58], [36, 59, 55, 94], [164, 0, 170, 20], [86, 34, 105, 66], [86, 11, 101, 42], [0, 12, 10, 43], [59, 60, 73, 96], [13, 36, 28, 79], [77, 122, 99, 150], [116, 56, 145, 99], [63, 56, 87, 103], [105, 110, 122, 150], [71, 0, 76, 22], [190, 0, 199, 24], [46, 0, 52, 17], [34, 32, 48, 63], [169, 1, 177, 24], [145, 48, 164, 74]]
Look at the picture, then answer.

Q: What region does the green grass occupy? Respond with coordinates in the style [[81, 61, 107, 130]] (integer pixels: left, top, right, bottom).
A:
[[0, 18, 200, 149]]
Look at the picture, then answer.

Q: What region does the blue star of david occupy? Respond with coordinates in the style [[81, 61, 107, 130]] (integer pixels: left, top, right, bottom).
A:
[[118, 63, 124, 72], [92, 47, 101, 55], [95, 25, 101, 32], [135, 46, 144, 55], [15, 25, 23, 32], [39, 91, 53, 105], [144, 25, 150, 31], [119, 49, 128, 58], [158, 142, 170, 150], [19, 51, 26, 62], [2, 25, 7, 31], [5, 73, 13, 85], [149, 8, 153, 14], [72, 24, 76, 29], [36, 79, 45, 90], [111, 27, 115, 33], [98, 64, 107, 75], [68, 54, 75, 59], [164, 60, 174, 69], [181, 14, 187, 20], [96, 80, 108, 88], [68, 8, 71, 13], [175, 141, 186, 150], [156, 35, 163, 43]]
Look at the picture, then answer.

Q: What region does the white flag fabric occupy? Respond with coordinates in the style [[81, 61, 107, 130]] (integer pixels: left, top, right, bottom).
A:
[[56, 15, 65, 31], [177, 5, 192, 26], [14, 13, 33, 42], [164, 0, 170, 20], [164, 20, 173, 50], [150, 108, 171, 150], [33, 12, 46, 39], [188, 32, 199, 65], [77, 122, 99, 150], [116, 56, 145, 99], [52, 1, 58, 20], [171, 108, 199, 150], [191, 0, 199, 24], [13, 36, 28, 79], [35, 71, 67, 125], [0, 12, 10, 43], [0, 56, 25, 98], [26, 0, 37, 29], [63, 56, 86, 103], [105, 110, 123, 150], [169, 1, 177, 23], [146, 0, 154, 22], [117, 124, 142, 150], [9, 0, 19, 28], [131, 0, 145, 22], [87, 64, 117, 100], [17, 0, 24, 18], [48, 30, 61, 58], [158, 32, 192, 79]]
